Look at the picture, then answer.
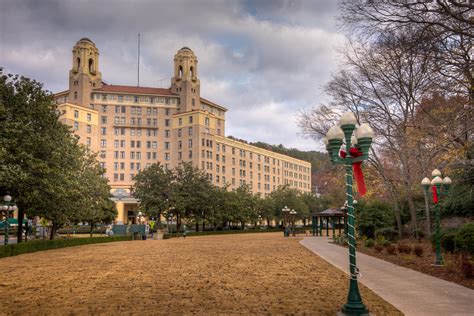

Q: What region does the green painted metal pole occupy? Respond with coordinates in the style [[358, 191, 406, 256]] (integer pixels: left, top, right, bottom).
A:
[[341, 129, 368, 316], [434, 185, 443, 265]]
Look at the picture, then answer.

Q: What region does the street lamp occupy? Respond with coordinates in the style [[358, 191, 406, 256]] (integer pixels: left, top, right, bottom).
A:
[[168, 212, 174, 235], [290, 209, 297, 236], [282, 206, 290, 237], [325, 111, 372, 316], [421, 169, 451, 266], [1, 195, 18, 246]]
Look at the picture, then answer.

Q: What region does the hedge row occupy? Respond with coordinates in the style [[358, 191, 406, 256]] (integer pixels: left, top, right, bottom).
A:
[[163, 228, 283, 239], [0, 236, 132, 258]]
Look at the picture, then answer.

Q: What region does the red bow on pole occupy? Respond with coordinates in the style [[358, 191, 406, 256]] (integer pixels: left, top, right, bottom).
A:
[[432, 186, 438, 204], [340, 148, 367, 196]]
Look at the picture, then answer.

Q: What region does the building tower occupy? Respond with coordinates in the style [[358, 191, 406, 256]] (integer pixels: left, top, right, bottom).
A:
[[171, 47, 200, 112], [68, 38, 102, 107]]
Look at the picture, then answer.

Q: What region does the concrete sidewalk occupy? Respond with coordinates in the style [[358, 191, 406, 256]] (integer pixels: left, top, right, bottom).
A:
[[300, 237, 474, 316]]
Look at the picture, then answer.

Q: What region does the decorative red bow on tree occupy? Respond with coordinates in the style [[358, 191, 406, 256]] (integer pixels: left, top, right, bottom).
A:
[[340, 147, 367, 196], [432, 186, 438, 204]]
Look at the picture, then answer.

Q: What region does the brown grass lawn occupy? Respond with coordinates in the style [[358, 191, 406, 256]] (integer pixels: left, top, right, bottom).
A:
[[0, 233, 400, 315]]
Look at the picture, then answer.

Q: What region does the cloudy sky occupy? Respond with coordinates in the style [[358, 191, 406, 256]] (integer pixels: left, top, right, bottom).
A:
[[0, 0, 345, 151]]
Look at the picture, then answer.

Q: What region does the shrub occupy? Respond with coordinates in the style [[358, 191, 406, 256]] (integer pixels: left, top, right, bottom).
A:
[[382, 240, 392, 247], [413, 229, 426, 239], [414, 245, 424, 257], [0, 236, 132, 258], [374, 244, 383, 253], [364, 238, 375, 248], [162, 233, 171, 239], [454, 222, 474, 255], [460, 253, 473, 278], [431, 228, 458, 253], [386, 244, 397, 255], [397, 243, 412, 254], [375, 227, 399, 242]]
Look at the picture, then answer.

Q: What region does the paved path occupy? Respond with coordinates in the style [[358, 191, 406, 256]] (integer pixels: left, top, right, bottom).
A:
[[300, 237, 474, 316]]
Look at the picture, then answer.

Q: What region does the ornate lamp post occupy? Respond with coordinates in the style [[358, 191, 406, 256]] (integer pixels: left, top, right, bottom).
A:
[[290, 209, 297, 236], [325, 111, 373, 316], [1, 195, 18, 245], [421, 169, 451, 266], [282, 206, 290, 237]]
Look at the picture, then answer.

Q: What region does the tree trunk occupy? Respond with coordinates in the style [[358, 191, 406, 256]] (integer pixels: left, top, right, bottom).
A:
[[49, 222, 57, 240], [90, 222, 94, 237], [423, 191, 431, 236], [267, 219, 270, 228], [16, 208, 24, 243], [202, 220, 205, 232], [406, 188, 418, 238], [195, 222, 199, 232]]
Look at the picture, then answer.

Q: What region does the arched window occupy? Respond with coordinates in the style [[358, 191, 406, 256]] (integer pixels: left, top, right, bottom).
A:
[[88, 58, 94, 73], [76, 57, 81, 70], [179, 66, 183, 78], [190, 66, 194, 78]]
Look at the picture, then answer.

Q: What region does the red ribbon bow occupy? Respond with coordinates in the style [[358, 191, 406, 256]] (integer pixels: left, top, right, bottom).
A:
[[340, 148, 367, 196], [432, 186, 438, 204]]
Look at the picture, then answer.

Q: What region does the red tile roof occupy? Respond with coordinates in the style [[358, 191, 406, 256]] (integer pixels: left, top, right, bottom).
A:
[[94, 84, 176, 96]]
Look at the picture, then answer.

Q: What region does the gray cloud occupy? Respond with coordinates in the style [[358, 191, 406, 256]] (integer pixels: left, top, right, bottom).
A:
[[0, 0, 342, 151]]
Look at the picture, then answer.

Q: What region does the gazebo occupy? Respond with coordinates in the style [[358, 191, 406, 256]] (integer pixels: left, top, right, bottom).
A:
[[311, 208, 347, 237]]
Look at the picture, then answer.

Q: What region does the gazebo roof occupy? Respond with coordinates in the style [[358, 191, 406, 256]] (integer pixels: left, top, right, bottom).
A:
[[312, 208, 345, 217]]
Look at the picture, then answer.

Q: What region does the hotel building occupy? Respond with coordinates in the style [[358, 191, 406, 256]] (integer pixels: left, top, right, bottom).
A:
[[54, 38, 312, 224]]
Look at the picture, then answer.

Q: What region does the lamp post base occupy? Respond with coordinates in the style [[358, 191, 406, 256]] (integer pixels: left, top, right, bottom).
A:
[[337, 308, 370, 316], [431, 263, 444, 267]]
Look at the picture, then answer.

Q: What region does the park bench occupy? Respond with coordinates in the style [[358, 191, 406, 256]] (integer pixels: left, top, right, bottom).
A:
[[293, 230, 310, 236]]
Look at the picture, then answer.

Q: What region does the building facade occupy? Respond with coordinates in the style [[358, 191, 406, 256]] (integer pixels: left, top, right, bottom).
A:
[[55, 38, 312, 224]]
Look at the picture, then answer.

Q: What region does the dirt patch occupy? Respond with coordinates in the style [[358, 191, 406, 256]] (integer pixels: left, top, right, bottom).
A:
[[0, 233, 400, 315], [358, 239, 474, 290]]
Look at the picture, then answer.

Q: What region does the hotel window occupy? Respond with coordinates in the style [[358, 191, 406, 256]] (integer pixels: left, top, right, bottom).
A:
[[114, 151, 119, 159], [136, 163, 141, 170], [165, 119, 170, 127], [120, 162, 125, 170], [222, 155, 226, 163], [165, 153, 170, 161], [222, 166, 226, 173], [137, 118, 142, 126], [136, 141, 141, 148], [153, 108, 158, 115], [147, 141, 151, 149], [137, 107, 142, 115], [131, 152, 136, 159], [102, 105, 107, 113], [146, 152, 151, 160], [188, 151, 192, 159], [99, 162, 106, 169], [74, 121, 79, 130], [189, 116, 193, 123], [120, 117, 126, 124], [178, 118, 182, 126], [222, 145, 226, 153], [102, 94, 107, 101], [232, 147, 235, 155], [152, 152, 157, 159], [131, 140, 135, 148], [188, 139, 193, 148], [118, 95, 123, 103], [114, 173, 118, 181], [100, 151, 106, 158], [205, 117, 210, 126], [152, 141, 157, 149], [114, 140, 119, 148], [114, 162, 119, 170], [131, 107, 136, 115], [153, 129, 158, 136], [137, 128, 142, 136], [120, 174, 124, 181], [130, 129, 135, 136], [121, 128, 126, 135], [74, 110, 79, 118], [178, 152, 182, 160], [86, 137, 91, 146], [87, 113, 91, 122], [165, 142, 170, 150], [147, 107, 151, 115], [165, 130, 170, 138], [120, 151, 126, 159], [130, 162, 135, 170], [115, 105, 120, 113], [120, 140, 126, 147], [153, 119, 157, 126], [147, 118, 151, 126], [222, 176, 226, 184], [178, 129, 182, 137], [134, 96, 139, 103], [74, 91, 78, 100], [86, 125, 91, 133], [101, 116, 107, 124], [150, 97, 154, 104], [165, 108, 170, 116], [178, 141, 182, 149]]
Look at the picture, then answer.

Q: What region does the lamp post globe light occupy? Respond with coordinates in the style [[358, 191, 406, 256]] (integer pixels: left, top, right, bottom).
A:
[[2, 195, 17, 246], [422, 170, 451, 266], [282, 206, 290, 237], [325, 111, 372, 316]]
